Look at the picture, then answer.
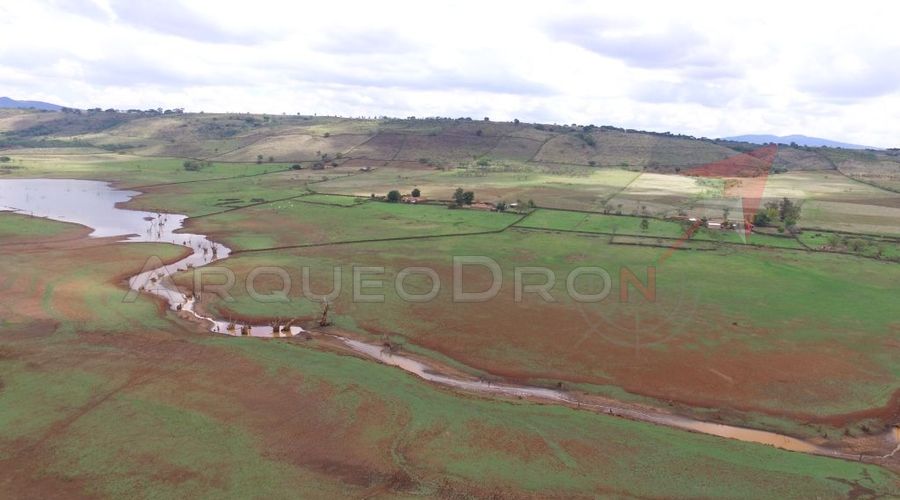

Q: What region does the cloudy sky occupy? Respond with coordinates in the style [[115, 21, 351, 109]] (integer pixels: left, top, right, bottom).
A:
[[2, 0, 899, 146]]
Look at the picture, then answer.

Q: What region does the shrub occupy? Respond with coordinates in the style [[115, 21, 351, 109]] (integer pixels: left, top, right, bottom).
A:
[[386, 190, 401, 202], [182, 160, 208, 171]]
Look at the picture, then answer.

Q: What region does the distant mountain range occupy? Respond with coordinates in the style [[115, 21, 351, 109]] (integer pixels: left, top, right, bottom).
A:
[[723, 134, 875, 150], [0, 98, 885, 151], [0, 96, 63, 111]]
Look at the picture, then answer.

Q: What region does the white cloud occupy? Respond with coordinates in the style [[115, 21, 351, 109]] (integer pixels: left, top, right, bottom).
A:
[[1, 0, 899, 147]]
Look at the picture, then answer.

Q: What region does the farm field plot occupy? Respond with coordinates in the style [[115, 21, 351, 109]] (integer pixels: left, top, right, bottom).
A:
[[532, 129, 737, 167], [823, 150, 900, 192], [0, 153, 289, 188], [0, 214, 189, 332], [122, 168, 361, 216], [211, 131, 373, 162], [604, 171, 707, 215], [189, 226, 900, 430], [0, 211, 88, 243], [518, 209, 688, 238], [802, 199, 900, 236], [798, 230, 900, 260], [315, 165, 642, 211], [184, 198, 519, 251], [517, 209, 806, 249]]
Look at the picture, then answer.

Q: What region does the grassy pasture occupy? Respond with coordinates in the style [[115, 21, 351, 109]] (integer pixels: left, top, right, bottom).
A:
[[314, 164, 642, 211], [184, 198, 519, 251], [0, 154, 290, 188], [0, 211, 88, 242], [0, 215, 188, 332], [122, 169, 362, 216], [798, 230, 900, 260], [517, 209, 806, 249], [3, 214, 896, 497], [192, 226, 900, 427]]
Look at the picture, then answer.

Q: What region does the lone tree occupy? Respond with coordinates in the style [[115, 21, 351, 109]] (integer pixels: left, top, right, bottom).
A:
[[779, 197, 801, 227], [453, 187, 466, 206], [640, 218, 650, 232], [411, 188, 421, 198], [256, 154, 264, 164], [387, 190, 401, 202]]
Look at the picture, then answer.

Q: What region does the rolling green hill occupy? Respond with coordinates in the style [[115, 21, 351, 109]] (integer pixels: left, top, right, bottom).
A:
[[3, 109, 898, 184]]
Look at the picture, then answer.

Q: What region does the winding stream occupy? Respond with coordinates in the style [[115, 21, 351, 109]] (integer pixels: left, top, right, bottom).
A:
[[1, 178, 897, 463]]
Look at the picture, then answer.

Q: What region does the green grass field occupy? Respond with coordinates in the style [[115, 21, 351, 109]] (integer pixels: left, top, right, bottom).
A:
[[183, 223, 899, 426], [185, 197, 520, 251], [0, 211, 86, 241]]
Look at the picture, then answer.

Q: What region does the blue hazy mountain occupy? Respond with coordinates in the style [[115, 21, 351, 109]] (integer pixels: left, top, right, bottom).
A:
[[0, 96, 63, 111], [724, 134, 874, 150]]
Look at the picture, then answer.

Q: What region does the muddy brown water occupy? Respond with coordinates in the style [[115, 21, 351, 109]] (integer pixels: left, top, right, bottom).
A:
[[1, 178, 897, 461]]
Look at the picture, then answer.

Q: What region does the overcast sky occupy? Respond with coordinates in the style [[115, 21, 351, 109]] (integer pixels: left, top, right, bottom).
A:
[[2, 0, 899, 146]]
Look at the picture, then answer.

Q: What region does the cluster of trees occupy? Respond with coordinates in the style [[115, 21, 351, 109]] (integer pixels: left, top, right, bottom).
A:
[[753, 197, 801, 230], [385, 188, 421, 203], [60, 107, 184, 115], [577, 132, 596, 147], [182, 160, 211, 171], [819, 233, 894, 260], [452, 187, 475, 207]]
